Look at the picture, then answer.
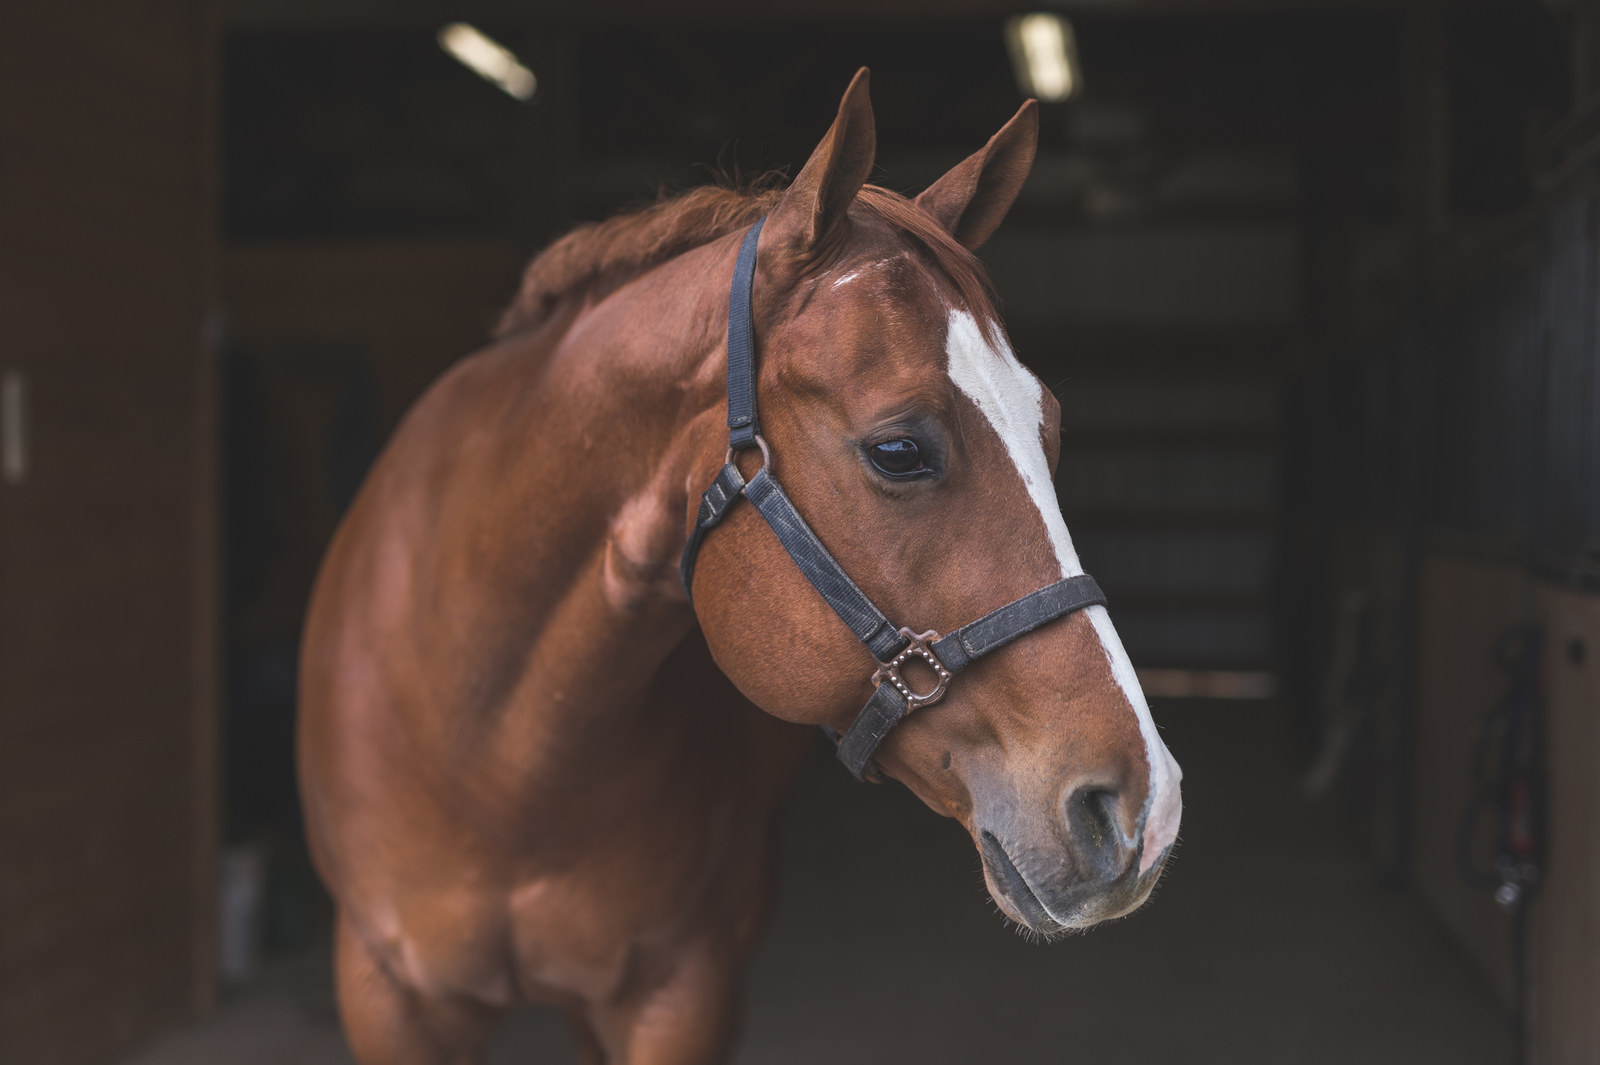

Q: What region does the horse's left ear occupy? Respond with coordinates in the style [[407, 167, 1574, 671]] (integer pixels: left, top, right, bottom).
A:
[[915, 99, 1039, 251]]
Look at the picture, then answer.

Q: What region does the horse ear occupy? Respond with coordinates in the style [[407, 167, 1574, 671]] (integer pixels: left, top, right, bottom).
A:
[[915, 100, 1039, 251], [765, 67, 876, 260]]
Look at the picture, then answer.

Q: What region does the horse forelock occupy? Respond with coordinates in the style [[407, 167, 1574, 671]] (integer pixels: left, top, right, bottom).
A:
[[851, 186, 1003, 343]]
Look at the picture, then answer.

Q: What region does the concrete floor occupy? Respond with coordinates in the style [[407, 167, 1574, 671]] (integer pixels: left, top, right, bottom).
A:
[[122, 702, 1515, 1064]]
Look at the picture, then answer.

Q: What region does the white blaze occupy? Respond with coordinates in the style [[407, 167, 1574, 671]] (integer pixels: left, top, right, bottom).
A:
[[944, 310, 1181, 873]]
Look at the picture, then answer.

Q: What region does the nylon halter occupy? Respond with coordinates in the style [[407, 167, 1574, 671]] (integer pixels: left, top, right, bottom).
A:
[[681, 218, 1108, 780]]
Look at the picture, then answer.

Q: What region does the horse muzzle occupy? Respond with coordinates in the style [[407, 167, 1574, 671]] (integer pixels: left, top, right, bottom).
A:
[[975, 781, 1172, 934]]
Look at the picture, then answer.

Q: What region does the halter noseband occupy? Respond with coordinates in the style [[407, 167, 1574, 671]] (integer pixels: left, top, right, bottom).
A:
[[681, 218, 1108, 780]]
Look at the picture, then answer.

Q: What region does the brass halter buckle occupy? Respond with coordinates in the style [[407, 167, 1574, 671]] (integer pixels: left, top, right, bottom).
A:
[[871, 628, 952, 710]]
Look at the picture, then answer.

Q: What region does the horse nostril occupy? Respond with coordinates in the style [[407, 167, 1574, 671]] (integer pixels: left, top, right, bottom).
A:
[[1065, 786, 1127, 880], [1075, 789, 1116, 847]]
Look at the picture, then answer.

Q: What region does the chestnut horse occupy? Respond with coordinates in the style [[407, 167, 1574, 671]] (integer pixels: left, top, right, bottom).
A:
[[299, 69, 1182, 1065]]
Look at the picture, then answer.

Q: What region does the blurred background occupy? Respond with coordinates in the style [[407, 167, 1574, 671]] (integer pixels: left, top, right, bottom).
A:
[[2, 0, 1598, 1062]]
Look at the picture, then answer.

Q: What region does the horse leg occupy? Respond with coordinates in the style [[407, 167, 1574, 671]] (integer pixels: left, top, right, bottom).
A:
[[588, 938, 740, 1065], [335, 912, 502, 1065]]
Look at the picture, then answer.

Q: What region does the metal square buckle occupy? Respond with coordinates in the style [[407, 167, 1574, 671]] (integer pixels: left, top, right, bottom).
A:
[[871, 628, 951, 710]]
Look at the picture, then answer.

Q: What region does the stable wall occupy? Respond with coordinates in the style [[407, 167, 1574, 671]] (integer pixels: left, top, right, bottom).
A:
[[0, 3, 217, 1063], [1409, 551, 1600, 1063], [1529, 579, 1600, 1065], [989, 211, 1299, 673], [220, 241, 526, 655]]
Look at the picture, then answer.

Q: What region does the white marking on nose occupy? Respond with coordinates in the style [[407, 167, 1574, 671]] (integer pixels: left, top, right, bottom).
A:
[[944, 310, 1181, 873], [1085, 608, 1183, 872]]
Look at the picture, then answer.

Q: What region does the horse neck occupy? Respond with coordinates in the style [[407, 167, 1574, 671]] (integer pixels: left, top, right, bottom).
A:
[[412, 235, 739, 776]]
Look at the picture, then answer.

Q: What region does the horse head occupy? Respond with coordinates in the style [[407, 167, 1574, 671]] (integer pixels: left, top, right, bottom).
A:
[[688, 69, 1181, 936]]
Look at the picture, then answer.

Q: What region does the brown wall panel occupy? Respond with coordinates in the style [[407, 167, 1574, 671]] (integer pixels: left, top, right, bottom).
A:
[[1412, 554, 1600, 1062], [0, 2, 215, 1064], [1529, 584, 1600, 1065], [1411, 553, 1525, 1005]]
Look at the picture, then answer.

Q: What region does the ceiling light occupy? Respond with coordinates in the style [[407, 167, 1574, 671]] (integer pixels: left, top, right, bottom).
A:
[[1004, 13, 1081, 103], [438, 23, 537, 102]]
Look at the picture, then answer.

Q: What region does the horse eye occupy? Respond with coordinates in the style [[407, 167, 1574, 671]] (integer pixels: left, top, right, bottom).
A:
[[869, 438, 923, 476]]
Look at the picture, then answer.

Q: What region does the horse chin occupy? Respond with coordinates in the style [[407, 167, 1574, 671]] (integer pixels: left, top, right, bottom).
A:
[[977, 833, 1173, 939]]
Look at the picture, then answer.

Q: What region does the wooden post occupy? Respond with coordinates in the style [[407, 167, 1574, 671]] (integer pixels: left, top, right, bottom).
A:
[[1573, 0, 1600, 109], [1402, 1, 1450, 282], [191, 0, 222, 1020]]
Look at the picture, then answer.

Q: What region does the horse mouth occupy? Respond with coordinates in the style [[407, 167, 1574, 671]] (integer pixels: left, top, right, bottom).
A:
[[979, 830, 1069, 933], [978, 830, 1171, 935]]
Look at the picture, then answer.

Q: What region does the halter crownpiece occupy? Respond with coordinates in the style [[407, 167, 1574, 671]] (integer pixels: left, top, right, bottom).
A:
[[681, 218, 1108, 780]]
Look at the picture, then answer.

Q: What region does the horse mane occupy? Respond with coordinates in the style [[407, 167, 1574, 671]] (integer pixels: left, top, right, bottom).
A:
[[495, 180, 1000, 340]]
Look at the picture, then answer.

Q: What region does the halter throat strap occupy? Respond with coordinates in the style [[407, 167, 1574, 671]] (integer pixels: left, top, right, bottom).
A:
[[680, 218, 1108, 780]]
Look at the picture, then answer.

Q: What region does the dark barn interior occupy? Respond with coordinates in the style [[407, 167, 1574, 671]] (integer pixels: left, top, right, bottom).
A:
[[3, 1, 1599, 1063]]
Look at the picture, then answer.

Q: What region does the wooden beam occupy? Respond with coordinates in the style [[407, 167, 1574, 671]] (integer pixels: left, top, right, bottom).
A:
[[1059, 510, 1278, 529], [1059, 426, 1279, 448], [216, 0, 1415, 32]]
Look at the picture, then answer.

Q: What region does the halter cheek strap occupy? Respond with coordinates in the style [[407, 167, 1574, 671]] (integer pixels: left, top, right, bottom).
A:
[[681, 218, 1108, 780]]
